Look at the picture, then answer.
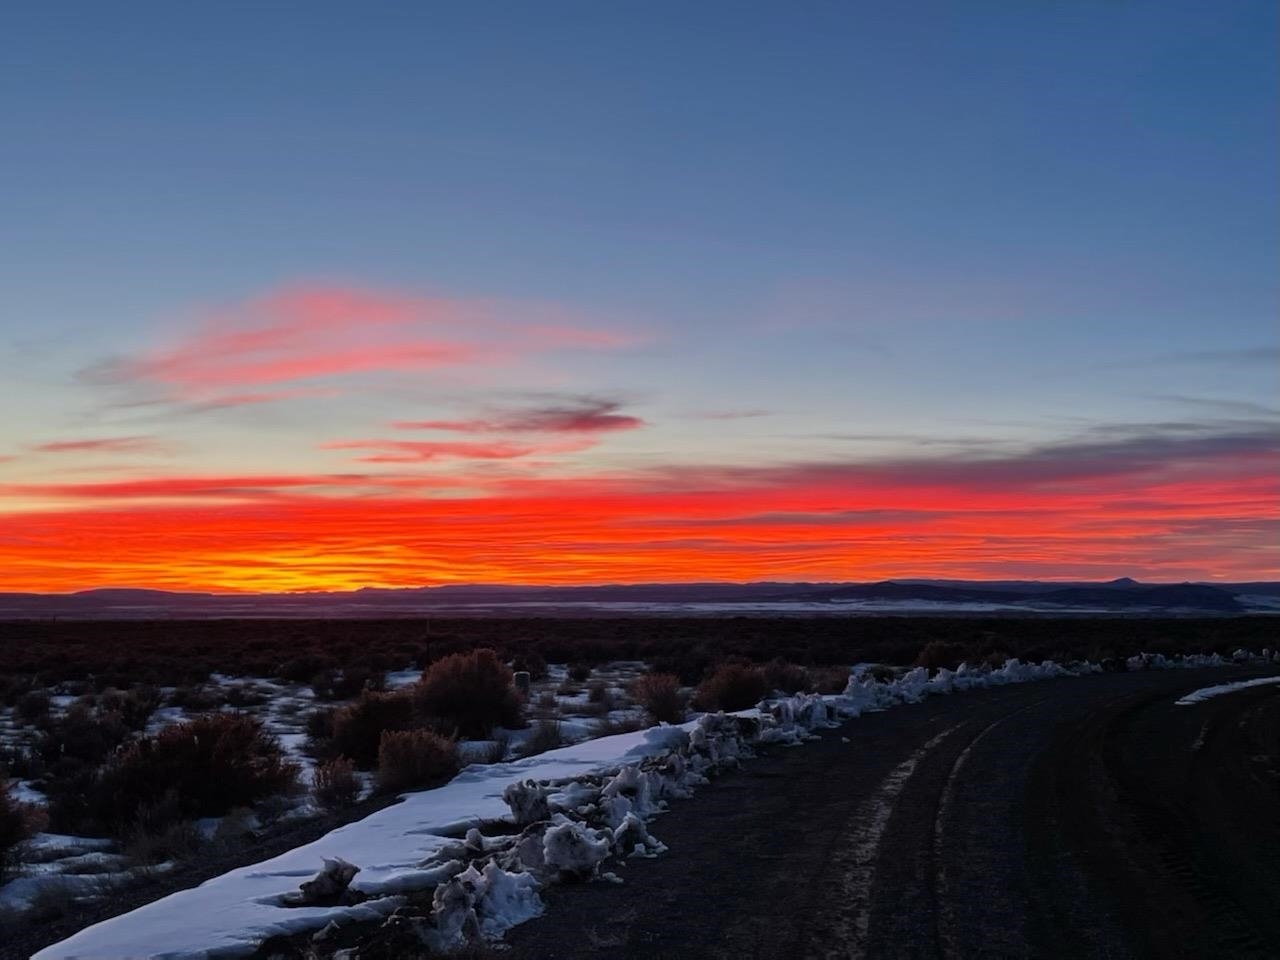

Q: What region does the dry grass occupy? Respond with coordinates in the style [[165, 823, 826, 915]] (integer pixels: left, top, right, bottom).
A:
[[312, 757, 361, 810], [518, 720, 564, 758]]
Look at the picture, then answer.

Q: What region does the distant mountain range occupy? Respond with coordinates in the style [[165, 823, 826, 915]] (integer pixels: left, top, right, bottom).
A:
[[1, 578, 1278, 619]]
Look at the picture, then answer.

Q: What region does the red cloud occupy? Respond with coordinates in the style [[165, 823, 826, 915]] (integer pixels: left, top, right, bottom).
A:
[[0, 472, 469, 501], [394, 397, 644, 434], [90, 285, 633, 405], [2, 428, 1274, 590], [32, 436, 169, 455]]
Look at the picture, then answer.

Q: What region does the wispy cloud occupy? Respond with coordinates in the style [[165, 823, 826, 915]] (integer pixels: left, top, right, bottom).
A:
[[394, 396, 644, 435], [320, 437, 596, 464], [1146, 394, 1280, 419], [84, 285, 634, 408], [1107, 346, 1280, 369], [692, 409, 774, 421], [31, 435, 170, 455]]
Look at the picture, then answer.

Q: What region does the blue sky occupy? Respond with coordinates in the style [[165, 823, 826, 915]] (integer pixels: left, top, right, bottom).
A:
[[1, 1, 1276, 588]]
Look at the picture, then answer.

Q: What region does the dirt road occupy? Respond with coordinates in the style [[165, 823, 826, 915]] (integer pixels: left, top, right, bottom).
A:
[[506, 667, 1280, 960]]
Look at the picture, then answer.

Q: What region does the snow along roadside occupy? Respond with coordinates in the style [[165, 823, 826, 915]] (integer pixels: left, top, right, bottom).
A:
[[1175, 674, 1280, 705], [34, 649, 1279, 960]]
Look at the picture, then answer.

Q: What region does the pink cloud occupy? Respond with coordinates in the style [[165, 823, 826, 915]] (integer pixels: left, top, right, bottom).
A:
[[90, 285, 634, 406], [32, 436, 169, 455], [321, 436, 595, 464]]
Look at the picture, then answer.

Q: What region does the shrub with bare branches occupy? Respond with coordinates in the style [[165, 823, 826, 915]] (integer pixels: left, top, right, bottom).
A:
[[1, 778, 35, 881], [330, 690, 414, 768], [87, 713, 300, 835], [762, 659, 811, 694], [312, 757, 361, 810], [413, 648, 522, 738], [631, 673, 686, 724], [376, 730, 459, 793], [692, 663, 769, 712]]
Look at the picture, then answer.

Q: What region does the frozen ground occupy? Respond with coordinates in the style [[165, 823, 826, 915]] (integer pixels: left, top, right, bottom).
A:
[[32, 649, 1279, 960], [0, 660, 651, 921]]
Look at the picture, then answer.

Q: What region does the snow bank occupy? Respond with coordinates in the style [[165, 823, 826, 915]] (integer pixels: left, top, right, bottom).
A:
[[1125, 648, 1280, 672], [34, 651, 1278, 959], [1175, 675, 1280, 705], [31, 723, 718, 959]]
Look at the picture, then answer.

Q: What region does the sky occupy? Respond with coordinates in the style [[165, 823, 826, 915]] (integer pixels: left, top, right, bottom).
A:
[[1, 1, 1277, 591]]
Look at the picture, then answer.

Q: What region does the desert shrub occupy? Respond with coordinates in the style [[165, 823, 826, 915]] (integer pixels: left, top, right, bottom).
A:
[[224, 684, 269, 709], [762, 659, 811, 694], [330, 691, 414, 768], [810, 666, 852, 694], [585, 680, 615, 713], [16, 690, 51, 724], [376, 730, 458, 793], [692, 663, 769, 712], [309, 669, 339, 700], [331, 665, 383, 700], [535, 692, 558, 713], [1, 779, 34, 880], [0, 742, 37, 782], [567, 662, 592, 682], [38, 703, 131, 766], [914, 640, 966, 671], [21, 879, 80, 923], [413, 649, 522, 738], [312, 757, 361, 810], [87, 713, 300, 835], [278, 654, 338, 684], [481, 732, 511, 764], [649, 650, 714, 686], [123, 797, 202, 864], [519, 720, 564, 758], [631, 673, 686, 724], [305, 706, 336, 742], [99, 686, 161, 730], [167, 685, 221, 712], [593, 714, 644, 737]]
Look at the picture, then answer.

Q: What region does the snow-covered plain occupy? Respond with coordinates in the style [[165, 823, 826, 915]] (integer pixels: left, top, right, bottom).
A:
[[32, 650, 1280, 960]]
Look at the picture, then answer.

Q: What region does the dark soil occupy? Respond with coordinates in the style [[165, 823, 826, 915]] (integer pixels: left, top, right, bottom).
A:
[[504, 667, 1280, 959]]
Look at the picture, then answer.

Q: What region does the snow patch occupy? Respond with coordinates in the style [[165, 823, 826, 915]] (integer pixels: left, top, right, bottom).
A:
[[1175, 675, 1280, 705]]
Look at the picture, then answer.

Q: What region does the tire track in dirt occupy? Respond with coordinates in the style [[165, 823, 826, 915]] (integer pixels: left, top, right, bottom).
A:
[[814, 723, 965, 960], [504, 668, 1280, 960]]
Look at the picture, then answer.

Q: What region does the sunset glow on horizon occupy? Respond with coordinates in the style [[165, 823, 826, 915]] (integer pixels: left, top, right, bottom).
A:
[[2, 3, 1276, 591]]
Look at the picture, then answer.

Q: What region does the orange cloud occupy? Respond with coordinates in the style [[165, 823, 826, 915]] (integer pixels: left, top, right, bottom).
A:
[[0, 429, 1275, 591]]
